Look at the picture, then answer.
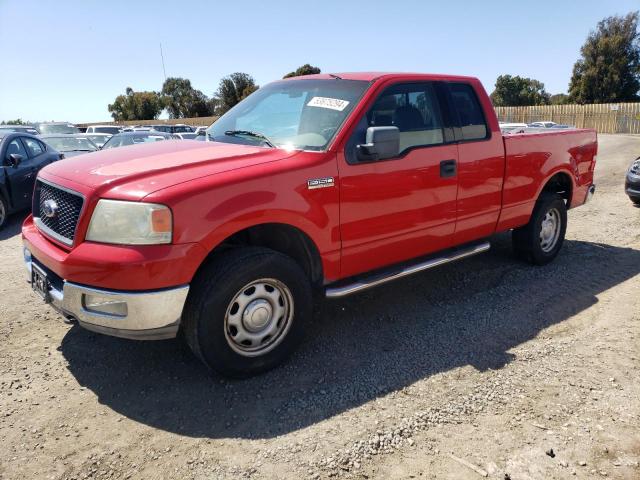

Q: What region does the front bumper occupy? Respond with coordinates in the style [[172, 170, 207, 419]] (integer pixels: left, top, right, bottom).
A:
[[24, 249, 189, 340]]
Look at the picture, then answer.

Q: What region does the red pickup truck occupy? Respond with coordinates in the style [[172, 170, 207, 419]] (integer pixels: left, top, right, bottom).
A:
[[22, 73, 597, 377]]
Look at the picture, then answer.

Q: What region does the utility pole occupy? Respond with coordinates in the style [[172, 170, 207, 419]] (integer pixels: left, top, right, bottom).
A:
[[160, 42, 167, 82]]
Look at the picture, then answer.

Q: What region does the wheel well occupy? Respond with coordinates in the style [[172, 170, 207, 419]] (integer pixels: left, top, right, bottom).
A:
[[204, 223, 324, 287], [542, 172, 572, 204]]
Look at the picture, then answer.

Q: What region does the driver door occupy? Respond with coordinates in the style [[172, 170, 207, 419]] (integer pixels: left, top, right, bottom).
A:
[[338, 82, 458, 278]]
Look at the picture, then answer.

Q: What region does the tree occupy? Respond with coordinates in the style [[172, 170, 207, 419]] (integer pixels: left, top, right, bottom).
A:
[[569, 12, 640, 103], [283, 64, 321, 78], [1, 119, 28, 125], [490, 75, 551, 106], [550, 93, 570, 105], [161, 77, 215, 118], [108, 87, 164, 121], [214, 73, 258, 114]]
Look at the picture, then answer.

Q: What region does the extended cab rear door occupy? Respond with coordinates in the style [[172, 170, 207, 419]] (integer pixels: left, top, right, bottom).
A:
[[337, 81, 459, 278], [443, 81, 505, 244]]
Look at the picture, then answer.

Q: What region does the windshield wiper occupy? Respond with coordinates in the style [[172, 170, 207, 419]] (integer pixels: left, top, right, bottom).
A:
[[224, 130, 275, 148]]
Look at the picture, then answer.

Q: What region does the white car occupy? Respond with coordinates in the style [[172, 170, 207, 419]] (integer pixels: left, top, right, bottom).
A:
[[81, 133, 112, 148], [499, 122, 528, 134], [85, 125, 122, 135], [528, 121, 557, 128]]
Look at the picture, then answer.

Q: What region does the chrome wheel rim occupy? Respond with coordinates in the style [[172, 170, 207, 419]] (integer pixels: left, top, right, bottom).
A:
[[223, 278, 294, 357], [540, 207, 561, 253]]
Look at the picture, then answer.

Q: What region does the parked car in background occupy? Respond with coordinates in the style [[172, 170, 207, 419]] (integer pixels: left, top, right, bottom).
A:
[[85, 125, 122, 135], [148, 124, 194, 133], [499, 122, 528, 134], [34, 122, 81, 135], [175, 132, 198, 140], [81, 133, 112, 148], [121, 126, 152, 132], [0, 132, 60, 228], [40, 134, 98, 158], [101, 131, 177, 149], [0, 125, 40, 135], [625, 157, 640, 205]]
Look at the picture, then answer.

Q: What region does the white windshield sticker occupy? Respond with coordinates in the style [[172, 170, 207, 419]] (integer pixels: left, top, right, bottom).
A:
[[307, 96, 350, 111]]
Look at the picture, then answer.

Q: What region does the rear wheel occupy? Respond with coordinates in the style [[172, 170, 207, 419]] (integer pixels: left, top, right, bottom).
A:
[[512, 193, 567, 265], [182, 247, 312, 378]]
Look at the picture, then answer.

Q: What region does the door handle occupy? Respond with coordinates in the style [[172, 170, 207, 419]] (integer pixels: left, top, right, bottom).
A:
[[440, 159, 457, 178]]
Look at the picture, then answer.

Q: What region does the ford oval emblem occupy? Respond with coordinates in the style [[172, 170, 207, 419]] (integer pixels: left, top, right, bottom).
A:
[[43, 199, 59, 218]]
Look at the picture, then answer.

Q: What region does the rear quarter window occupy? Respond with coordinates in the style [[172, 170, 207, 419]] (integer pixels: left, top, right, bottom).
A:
[[448, 83, 489, 141]]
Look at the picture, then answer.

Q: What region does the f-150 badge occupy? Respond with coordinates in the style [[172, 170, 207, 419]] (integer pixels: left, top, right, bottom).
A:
[[307, 177, 335, 189]]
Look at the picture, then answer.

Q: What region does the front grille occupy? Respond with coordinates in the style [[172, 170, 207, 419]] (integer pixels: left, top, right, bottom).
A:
[[33, 180, 84, 245]]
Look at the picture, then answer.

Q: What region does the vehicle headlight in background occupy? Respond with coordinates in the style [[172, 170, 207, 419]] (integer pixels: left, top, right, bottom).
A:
[[86, 200, 172, 245]]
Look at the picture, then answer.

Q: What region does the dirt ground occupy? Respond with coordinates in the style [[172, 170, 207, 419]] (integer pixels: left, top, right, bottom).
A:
[[1, 134, 639, 480]]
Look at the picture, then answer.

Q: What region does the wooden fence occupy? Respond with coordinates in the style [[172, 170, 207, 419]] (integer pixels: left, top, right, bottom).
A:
[[495, 103, 640, 134]]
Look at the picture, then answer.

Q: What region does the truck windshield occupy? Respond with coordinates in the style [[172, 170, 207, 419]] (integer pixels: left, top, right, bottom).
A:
[[207, 79, 369, 151]]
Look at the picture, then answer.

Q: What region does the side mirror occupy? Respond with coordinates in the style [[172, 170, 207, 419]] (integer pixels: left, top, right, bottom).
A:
[[196, 129, 206, 136], [6, 153, 24, 167], [356, 126, 400, 162]]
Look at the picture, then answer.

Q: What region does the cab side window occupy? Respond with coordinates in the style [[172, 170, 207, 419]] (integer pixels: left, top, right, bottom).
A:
[[368, 83, 444, 153], [448, 83, 488, 141], [5, 138, 29, 163], [346, 82, 445, 163], [23, 137, 45, 157]]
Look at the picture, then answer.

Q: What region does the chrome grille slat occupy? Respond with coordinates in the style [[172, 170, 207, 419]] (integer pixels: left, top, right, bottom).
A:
[[33, 180, 84, 245]]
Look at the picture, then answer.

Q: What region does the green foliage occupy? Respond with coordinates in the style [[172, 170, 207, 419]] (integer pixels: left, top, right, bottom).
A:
[[161, 77, 215, 118], [214, 73, 259, 115], [108, 87, 164, 121], [550, 93, 570, 105], [569, 12, 640, 103], [1, 119, 28, 125], [283, 64, 321, 79], [490, 75, 551, 106]]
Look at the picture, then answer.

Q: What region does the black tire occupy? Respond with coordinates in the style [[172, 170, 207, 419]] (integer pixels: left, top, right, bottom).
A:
[[629, 196, 640, 206], [182, 247, 312, 378], [512, 193, 567, 266], [0, 195, 8, 230]]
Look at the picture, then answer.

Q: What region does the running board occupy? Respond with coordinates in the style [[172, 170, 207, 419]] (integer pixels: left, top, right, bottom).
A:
[[325, 241, 491, 298]]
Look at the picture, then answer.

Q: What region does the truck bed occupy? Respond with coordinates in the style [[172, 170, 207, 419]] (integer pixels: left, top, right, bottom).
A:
[[497, 129, 597, 231]]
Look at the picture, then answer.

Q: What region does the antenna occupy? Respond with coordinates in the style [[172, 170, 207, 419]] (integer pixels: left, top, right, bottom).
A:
[[160, 42, 167, 82]]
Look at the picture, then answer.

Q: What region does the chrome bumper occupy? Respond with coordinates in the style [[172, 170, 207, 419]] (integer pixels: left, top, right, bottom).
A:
[[24, 250, 189, 340]]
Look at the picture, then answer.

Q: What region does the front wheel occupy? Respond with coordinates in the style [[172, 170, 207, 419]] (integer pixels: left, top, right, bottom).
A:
[[512, 193, 567, 265], [0, 195, 8, 230], [182, 247, 312, 378], [629, 195, 640, 206]]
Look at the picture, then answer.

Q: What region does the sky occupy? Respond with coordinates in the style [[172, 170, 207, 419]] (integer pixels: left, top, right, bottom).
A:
[[0, 0, 638, 123]]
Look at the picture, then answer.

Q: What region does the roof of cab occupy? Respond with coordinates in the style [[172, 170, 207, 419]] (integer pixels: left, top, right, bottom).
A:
[[281, 72, 479, 83]]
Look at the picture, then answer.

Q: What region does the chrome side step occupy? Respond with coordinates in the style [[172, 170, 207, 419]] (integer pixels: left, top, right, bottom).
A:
[[325, 241, 491, 298]]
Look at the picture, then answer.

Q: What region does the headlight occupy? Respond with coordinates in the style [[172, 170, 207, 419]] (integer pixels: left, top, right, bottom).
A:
[[629, 159, 640, 176], [86, 200, 172, 245]]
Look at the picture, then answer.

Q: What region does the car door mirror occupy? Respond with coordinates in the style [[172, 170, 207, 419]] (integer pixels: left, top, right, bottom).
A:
[[6, 153, 24, 167], [356, 126, 400, 162]]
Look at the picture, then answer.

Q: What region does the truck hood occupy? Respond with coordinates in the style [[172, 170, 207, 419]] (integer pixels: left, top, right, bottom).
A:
[[40, 140, 300, 200]]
